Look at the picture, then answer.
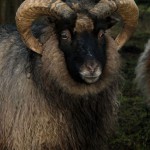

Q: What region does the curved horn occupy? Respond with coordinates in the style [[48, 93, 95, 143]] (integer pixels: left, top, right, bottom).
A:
[[15, 0, 75, 54], [90, 0, 139, 50]]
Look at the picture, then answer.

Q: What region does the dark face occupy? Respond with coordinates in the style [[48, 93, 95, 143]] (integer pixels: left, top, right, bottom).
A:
[[56, 17, 116, 84]]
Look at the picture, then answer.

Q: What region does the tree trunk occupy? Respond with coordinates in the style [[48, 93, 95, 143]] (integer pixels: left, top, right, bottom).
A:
[[0, 0, 23, 24]]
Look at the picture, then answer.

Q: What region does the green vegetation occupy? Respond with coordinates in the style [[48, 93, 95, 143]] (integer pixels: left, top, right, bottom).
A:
[[109, 4, 150, 150]]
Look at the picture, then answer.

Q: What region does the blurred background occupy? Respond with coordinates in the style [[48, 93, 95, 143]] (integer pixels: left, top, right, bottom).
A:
[[0, 0, 150, 149]]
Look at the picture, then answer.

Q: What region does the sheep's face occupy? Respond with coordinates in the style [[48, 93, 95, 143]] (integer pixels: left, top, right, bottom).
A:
[[58, 29, 106, 84], [56, 15, 116, 84]]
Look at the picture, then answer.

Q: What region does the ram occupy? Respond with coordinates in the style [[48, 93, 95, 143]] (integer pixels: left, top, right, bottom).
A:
[[0, 0, 138, 149], [136, 40, 150, 103]]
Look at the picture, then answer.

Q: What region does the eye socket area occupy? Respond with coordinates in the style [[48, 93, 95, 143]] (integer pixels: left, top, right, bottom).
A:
[[60, 30, 71, 41], [98, 30, 105, 39]]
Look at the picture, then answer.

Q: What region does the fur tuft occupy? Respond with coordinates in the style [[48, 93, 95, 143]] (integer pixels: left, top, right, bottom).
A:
[[135, 39, 150, 102]]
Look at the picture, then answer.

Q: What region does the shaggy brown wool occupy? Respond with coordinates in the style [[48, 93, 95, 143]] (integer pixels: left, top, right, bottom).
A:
[[0, 24, 121, 150]]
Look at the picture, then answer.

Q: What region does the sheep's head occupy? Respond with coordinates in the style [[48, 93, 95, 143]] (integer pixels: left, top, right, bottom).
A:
[[15, 0, 139, 87], [55, 15, 116, 84]]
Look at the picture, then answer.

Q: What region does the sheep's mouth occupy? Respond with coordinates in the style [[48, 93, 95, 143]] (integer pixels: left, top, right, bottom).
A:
[[80, 72, 102, 84], [82, 75, 100, 84]]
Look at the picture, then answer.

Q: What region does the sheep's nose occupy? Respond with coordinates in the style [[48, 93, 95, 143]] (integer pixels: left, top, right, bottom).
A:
[[86, 60, 98, 73]]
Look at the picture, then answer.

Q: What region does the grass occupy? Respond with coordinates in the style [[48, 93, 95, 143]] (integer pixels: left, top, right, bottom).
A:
[[109, 4, 150, 150]]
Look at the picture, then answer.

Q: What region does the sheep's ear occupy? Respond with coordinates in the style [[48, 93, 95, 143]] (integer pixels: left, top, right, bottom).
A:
[[104, 16, 119, 29], [94, 16, 119, 32]]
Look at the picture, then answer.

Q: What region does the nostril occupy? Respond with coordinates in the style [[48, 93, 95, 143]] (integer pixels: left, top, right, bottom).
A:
[[86, 62, 98, 73], [87, 64, 94, 72]]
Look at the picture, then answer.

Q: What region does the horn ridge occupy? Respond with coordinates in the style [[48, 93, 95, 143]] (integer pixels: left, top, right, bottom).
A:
[[114, 0, 139, 50], [16, 0, 75, 54], [89, 0, 139, 50], [89, 0, 117, 19]]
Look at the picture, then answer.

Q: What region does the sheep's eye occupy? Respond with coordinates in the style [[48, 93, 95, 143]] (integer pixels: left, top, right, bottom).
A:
[[61, 30, 71, 40], [98, 30, 105, 38]]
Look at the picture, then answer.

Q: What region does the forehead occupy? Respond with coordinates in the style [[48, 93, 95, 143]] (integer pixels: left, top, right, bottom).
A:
[[74, 14, 94, 33]]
